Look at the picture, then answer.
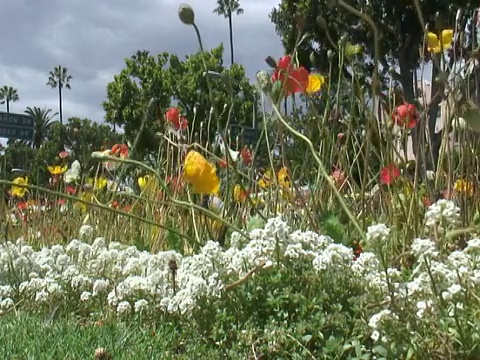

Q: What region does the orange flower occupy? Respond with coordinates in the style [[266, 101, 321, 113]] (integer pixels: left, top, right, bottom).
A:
[[183, 151, 220, 194], [111, 144, 129, 158], [233, 185, 248, 203]]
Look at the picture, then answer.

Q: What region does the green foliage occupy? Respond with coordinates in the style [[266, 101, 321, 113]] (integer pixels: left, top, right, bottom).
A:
[[103, 45, 258, 155], [65, 117, 122, 171]]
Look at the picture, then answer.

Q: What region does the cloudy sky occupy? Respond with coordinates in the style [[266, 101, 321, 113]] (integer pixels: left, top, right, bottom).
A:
[[0, 0, 284, 125]]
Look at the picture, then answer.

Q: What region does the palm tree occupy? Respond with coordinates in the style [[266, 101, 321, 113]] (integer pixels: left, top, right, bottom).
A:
[[25, 106, 57, 149], [0, 86, 20, 113], [46, 65, 72, 125], [213, 0, 244, 65]]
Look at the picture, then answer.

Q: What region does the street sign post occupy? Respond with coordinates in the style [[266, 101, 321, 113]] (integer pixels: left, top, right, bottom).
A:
[[229, 125, 259, 146], [0, 112, 34, 141]]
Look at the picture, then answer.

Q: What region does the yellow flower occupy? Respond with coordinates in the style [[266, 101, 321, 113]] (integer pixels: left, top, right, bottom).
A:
[[233, 185, 248, 203], [75, 191, 93, 212], [47, 165, 68, 175], [138, 175, 159, 198], [183, 151, 220, 194], [306, 73, 325, 94], [258, 170, 272, 189], [345, 42, 362, 57], [426, 29, 454, 54], [86, 177, 108, 191], [138, 175, 150, 192], [277, 167, 291, 189], [454, 179, 474, 197], [11, 176, 29, 197]]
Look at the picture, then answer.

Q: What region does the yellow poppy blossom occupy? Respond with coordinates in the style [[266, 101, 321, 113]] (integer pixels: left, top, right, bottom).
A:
[[86, 177, 108, 191], [183, 151, 220, 194], [454, 179, 474, 197], [277, 167, 291, 189], [138, 175, 159, 198], [306, 73, 325, 94], [47, 165, 68, 175], [426, 29, 454, 54], [11, 176, 29, 197], [138, 175, 150, 192]]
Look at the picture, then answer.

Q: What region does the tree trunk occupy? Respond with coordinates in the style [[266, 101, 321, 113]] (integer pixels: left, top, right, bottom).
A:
[[228, 10, 234, 65], [6, 99, 9, 114], [59, 85, 63, 125]]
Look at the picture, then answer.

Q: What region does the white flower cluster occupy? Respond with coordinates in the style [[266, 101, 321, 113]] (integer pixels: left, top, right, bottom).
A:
[[424, 199, 460, 229], [0, 216, 345, 316]]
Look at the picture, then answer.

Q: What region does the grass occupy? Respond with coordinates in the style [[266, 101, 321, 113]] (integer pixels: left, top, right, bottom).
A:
[[0, 312, 221, 360]]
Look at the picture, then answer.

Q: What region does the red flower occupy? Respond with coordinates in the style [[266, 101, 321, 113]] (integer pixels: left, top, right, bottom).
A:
[[165, 107, 189, 131], [218, 159, 228, 168], [379, 164, 401, 185], [65, 186, 77, 195], [422, 196, 432, 207], [272, 55, 309, 96], [240, 148, 253, 166], [392, 103, 418, 129], [352, 241, 363, 260], [17, 202, 28, 210], [111, 144, 129, 158], [59, 151, 69, 159]]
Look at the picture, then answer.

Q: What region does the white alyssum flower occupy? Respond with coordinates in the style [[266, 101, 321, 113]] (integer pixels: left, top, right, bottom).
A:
[[411, 238, 438, 259], [80, 291, 92, 302], [79, 225, 94, 241], [134, 299, 149, 313], [425, 199, 460, 228], [366, 224, 390, 247], [117, 301, 132, 315]]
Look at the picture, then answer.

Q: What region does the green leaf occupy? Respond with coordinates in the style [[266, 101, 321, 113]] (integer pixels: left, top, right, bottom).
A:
[[461, 103, 480, 132], [373, 345, 388, 356]]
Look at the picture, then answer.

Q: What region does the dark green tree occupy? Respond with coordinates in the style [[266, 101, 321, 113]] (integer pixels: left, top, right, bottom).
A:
[[103, 45, 257, 155], [65, 117, 122, 168], [25, 106, 57, 149]]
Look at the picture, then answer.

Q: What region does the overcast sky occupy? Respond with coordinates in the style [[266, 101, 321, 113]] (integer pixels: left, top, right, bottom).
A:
[[0, 0, 284, 125]]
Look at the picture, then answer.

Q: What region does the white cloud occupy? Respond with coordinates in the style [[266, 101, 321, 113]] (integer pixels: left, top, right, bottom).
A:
[[0, 0, 284, 125]]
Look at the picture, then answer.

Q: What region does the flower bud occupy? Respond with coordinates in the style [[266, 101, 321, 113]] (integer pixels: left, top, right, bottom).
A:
[[265, 56, 277, 69], [327, 49, 335, 61], [178, 4, 195, 25]]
